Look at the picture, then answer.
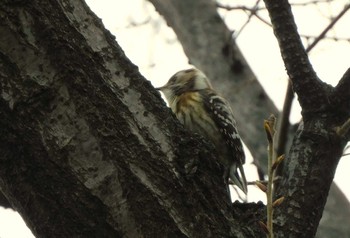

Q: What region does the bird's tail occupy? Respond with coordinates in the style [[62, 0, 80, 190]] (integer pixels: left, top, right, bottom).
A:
[[229, 163, 248, 194]]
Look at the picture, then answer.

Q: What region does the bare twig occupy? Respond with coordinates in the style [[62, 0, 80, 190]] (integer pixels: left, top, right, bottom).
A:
[[290, 0, 335, 7], [305, 4, 350, 51], [254, 13, 272, 27], [336, 118, 350, 137], [264, 115, 277, 238], [233, 0, 262, 39], [218, 1, 350, 43], [217, 0, 334, 11], [216, 3, 263, 12], [301, 34, 350, 43]]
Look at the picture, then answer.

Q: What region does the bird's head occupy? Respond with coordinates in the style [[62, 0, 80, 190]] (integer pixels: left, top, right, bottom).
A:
[[156, 68, 212, 101]]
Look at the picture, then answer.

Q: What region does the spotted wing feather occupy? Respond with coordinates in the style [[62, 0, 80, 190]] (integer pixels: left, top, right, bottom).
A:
[[202, 90, 247, 193]]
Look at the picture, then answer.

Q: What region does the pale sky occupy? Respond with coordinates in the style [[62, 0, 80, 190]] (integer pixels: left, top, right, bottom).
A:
[[1, 1, 349, 237]]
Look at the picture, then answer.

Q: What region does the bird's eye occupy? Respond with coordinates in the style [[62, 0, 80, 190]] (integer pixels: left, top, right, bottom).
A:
[[185, 77, 195, 88]]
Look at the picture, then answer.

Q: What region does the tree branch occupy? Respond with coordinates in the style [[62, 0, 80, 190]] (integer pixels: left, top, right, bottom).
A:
[[333, 68, 350, 140], [274, 122, 346, 237], [334, 67, 350, 110], [262, 1, 350, 237], [276, 2, 350, 178], [263, 0, 328, 113], [0, 0, 266, 237]]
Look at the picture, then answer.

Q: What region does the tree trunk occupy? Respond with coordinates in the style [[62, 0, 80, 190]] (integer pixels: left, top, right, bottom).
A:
[[0, 0, 264, 237]]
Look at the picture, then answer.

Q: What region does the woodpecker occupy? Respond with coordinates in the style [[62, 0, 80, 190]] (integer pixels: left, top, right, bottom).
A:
[[157, 68, 248, 195]]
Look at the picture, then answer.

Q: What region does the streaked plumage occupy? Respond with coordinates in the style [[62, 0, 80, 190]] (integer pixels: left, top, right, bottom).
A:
[[157, 68, 247, 195]]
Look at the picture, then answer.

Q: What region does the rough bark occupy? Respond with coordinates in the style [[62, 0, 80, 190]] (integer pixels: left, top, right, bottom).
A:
[[0, 0, 348, 237], [264, 0, 350, 237], [0, 0, 264, 237]]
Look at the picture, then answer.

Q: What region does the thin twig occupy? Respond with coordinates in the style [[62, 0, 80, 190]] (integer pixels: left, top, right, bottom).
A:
[[306, 4, 350, 51], [264, 115, 277, 238], [254, 13, 272, 27], [216, 3, 263, 11], [291, 0, 335, 7], [336, 118, 350, 137], [233, 0, 262, 39], [301, 34, 350, 43], [267, 135, 274, 238], [217, 0, 334, 11]]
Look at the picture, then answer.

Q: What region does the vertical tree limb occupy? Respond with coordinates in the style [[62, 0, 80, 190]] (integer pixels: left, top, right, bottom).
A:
[[263, 0, 350, 236]]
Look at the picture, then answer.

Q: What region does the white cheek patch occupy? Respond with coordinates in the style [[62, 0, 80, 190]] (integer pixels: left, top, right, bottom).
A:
[[194, 77, 211, 90]]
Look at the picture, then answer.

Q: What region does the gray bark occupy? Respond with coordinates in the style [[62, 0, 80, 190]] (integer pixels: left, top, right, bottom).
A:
[[0, 0, 264, 237], [264, 0, 350, 236], [0, 0, 348, 237]]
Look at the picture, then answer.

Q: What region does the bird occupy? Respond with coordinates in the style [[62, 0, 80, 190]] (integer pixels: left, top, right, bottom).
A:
[[156, 68, 248, 195]]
